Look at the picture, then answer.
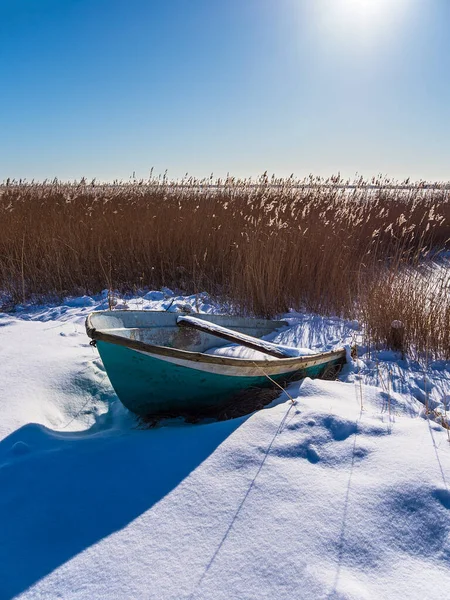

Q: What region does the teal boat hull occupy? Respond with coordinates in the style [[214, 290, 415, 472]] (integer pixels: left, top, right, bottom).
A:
[[96, 340, 343, 416], [86, 311, 346, 417]]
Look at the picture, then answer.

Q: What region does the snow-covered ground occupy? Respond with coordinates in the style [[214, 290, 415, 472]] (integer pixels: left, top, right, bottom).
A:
[[0, 291, 449, 600]]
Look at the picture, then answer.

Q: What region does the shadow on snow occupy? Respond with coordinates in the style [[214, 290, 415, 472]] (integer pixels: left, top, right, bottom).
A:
[[0, 413, 243, 599]]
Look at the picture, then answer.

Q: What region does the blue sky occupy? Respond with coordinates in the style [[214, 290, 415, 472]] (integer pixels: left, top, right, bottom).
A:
[[1, 0, 449, 181]]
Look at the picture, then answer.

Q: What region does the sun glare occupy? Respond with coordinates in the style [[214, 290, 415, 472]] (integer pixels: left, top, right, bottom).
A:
[[340, 0, 396, 19], [312, 0, 413, 49]]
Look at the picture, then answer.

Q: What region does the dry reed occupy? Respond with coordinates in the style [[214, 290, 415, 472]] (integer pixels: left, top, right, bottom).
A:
[[0, 174, 449, 358]]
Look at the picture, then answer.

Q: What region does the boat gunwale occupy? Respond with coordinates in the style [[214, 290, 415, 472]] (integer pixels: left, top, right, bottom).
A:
[[85, 312, 347, 370]]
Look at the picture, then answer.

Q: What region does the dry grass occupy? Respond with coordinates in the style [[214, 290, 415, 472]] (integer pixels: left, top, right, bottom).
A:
[[0, 174, 449, 358], [361, 263, 450, 359]]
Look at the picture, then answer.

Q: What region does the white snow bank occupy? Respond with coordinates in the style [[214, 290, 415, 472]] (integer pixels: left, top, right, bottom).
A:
[[0, 292, 449, 600]]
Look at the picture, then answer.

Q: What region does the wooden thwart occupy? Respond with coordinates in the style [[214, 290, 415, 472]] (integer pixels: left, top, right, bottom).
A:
[[177, 315, 292, 359]]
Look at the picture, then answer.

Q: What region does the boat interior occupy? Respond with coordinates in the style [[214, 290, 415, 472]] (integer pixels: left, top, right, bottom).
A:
[[87, 311, 288, 353]]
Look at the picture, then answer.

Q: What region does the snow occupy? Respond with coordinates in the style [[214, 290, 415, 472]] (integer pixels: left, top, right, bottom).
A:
[[178, 314, 318, 359], [205, 344, 314, 360], [205, 344, 277, 360], [0, 291, 449, 600]]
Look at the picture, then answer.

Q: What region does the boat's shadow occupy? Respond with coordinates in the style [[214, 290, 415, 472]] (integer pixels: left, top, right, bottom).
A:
[[0, 414, 244, 599]]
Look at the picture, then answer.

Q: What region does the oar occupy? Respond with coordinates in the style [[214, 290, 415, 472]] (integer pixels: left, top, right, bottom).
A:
[[177, 315, 293, 359]]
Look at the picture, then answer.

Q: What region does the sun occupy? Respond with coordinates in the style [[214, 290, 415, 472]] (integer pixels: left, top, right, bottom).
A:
[[339, 0, 393, 19], [353, 0, 381, 7], [303, 0, 415, 54], [315, 0, 412, 44]]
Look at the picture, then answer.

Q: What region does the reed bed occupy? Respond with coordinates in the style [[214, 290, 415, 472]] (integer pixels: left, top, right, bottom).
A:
[[0, 174, 449, 358]]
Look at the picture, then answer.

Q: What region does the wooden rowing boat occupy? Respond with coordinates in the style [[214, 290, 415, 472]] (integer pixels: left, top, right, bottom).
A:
[[85, 310, 346, 417]]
